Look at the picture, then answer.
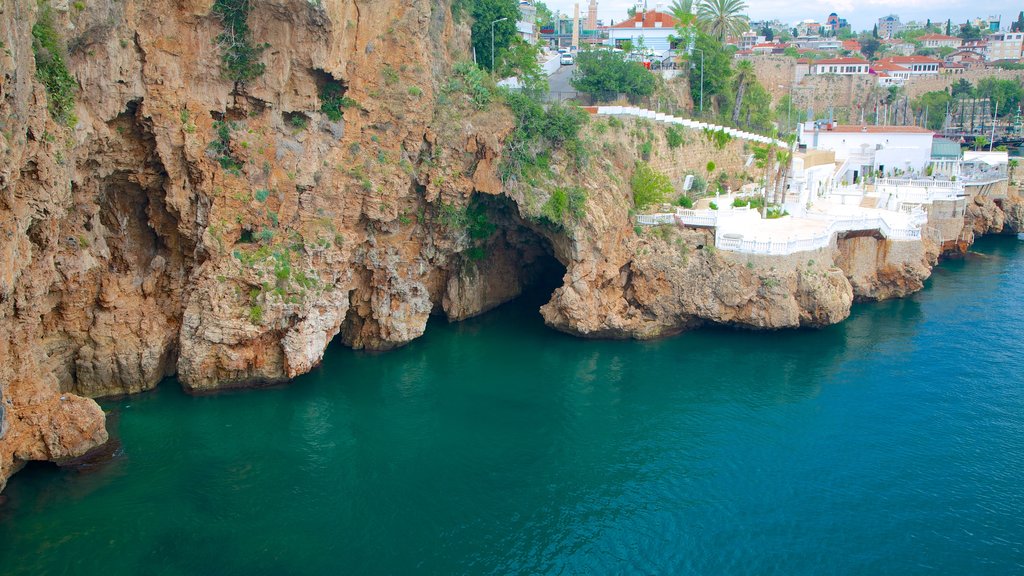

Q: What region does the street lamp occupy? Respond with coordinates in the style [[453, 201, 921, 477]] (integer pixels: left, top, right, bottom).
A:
[[491, 17, 508, 73], [691, 48, 704, 116]]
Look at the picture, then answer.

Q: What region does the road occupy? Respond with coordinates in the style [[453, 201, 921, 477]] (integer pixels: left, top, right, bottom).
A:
[[548, 63, 576, 96]]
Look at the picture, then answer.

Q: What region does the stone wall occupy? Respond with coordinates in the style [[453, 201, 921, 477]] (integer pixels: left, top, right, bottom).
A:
[[903, 69, 1024, 100]]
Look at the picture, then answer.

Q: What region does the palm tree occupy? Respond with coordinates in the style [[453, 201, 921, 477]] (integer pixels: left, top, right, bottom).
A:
[[697, 0, 749, 42], [668, 0, 697, 28], [731, 60, 753, 125]]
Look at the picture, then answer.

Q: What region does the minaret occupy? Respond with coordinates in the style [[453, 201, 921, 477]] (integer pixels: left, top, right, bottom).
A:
[[572, 3, 580, 49], [587, 0, 598, 30]]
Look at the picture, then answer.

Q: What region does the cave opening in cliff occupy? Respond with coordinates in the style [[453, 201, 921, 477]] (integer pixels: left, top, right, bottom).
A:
[[441, 194, 567, 322]]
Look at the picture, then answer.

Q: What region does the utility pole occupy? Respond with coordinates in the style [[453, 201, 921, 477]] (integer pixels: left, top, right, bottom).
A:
[[692, 48, 704, 116], [491, 17, 508, 73]]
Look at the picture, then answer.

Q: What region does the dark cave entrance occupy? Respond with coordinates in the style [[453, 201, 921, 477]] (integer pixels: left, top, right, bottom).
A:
[[439, 194, 568, 323]]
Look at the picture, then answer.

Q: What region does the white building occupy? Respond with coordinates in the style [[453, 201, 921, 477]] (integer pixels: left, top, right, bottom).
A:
[[809, 57, 870, 75], [517, 1, 537, 43], [986, 32, 1024, 61], [877, 15, 904, 39], [917, 33, 962, 49], [798, 123, 936, 182], [874, 56, 940, 76], [605, 10, 678, 51]]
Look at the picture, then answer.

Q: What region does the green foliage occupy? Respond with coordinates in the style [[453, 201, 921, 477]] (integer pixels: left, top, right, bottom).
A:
[[209, 121, 243, 174], [408, 85, 423, 97], [497, 39, 546, 92], [467, 0, 520, 72], [676, 195, 694, 208], [438, 202, 466, 230], [706, 161, 716, 173], [286, 112, 308, 130], [665, 125, 685, 148], [992, 60, 1024, 71], [702, 128, 732, 149], [211, 0, 269, 85], [912, 90, 951, 130], [687, 33, 733, 113], [709, 201, 718, 210], [690, 174, 707, 194], [697, 0, 749, 42], [466, 203, 496, 240], [320, 80, 358, 121], [446, 61, 496, 109], [501, 90, 588, 180], [571, 49, 656, 100], [631, 162, 672, 209], [975, 78, 1024, 117], [540, 186, 587, 229], [254, 188, 270, 202], [249, 304, 264, 324], [32, 4, 77, 126]]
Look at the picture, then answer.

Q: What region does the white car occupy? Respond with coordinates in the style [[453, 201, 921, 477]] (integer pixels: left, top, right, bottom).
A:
[[560, 54, 575, 66]]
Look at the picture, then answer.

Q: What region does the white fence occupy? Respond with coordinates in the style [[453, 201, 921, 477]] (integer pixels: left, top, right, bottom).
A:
[[636, 202, 923, 256], [593, 106, 788, 148]]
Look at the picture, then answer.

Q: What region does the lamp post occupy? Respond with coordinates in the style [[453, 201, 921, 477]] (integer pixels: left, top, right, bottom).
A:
[[491, 17, 508, 73], [691, 48, 704, 116]]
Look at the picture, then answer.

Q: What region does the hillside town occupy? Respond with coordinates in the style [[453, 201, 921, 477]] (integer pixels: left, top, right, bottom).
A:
[[504, 1, 1023, 255]]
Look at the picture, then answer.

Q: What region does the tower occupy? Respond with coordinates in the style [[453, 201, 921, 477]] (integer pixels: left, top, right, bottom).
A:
[[572, 3, 580, 49], [587, 0, 598, 31]]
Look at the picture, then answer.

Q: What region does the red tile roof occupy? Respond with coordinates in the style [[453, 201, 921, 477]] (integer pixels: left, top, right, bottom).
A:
[[610, 10, 677, 29], [842, 40, 862, 51], [872, 61, 911, 72], [878, 55, 942, 64], [813, 57, 869, 65]]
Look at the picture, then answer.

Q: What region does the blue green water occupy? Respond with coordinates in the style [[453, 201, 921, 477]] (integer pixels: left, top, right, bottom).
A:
[[2, 237, 1024, 575]]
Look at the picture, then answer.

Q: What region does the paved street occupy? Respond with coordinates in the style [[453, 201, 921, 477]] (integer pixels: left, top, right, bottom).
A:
[[548, 63, 576, 96]]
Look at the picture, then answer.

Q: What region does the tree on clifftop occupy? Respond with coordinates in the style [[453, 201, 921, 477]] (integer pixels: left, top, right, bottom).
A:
[[860, 38, 880, 60], [697, 0, 749, 42], [467, 0, 520, 72], [1012, 11, 1024, 32]]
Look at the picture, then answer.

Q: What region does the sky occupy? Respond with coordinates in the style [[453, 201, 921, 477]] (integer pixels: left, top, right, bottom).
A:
[[542, 0, 1023, 32]]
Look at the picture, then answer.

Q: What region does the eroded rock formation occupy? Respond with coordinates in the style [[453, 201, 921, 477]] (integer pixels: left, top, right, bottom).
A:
[[0, 0, 1018, 491]]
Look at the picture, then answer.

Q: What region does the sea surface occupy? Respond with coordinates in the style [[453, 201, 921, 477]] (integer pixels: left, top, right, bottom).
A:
[[2, 237, 1023, 575]]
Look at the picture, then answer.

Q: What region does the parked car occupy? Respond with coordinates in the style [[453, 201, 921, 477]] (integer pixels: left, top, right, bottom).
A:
[[560, 53, 575, 66]]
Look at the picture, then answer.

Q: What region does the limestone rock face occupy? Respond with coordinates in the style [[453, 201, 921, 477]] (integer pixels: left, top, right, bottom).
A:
[[969, 195, 1007, 236], [834, 235, 936, 301], [0, 0, 1014, 491]]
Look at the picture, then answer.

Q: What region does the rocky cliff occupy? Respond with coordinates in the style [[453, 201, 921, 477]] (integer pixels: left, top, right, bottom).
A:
[[0, 0, 1017, 492]]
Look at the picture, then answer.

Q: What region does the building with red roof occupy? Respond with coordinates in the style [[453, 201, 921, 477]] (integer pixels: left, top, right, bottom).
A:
[[874, 56, 941, 75], [918, 34, 962, 49], [606, 10, 678, 51], [809, 57, 870, 75]]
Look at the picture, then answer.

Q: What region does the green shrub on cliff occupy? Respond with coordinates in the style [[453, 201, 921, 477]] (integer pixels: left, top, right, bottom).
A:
[[631, 162, 672, 210], [540, 186, 587, 230], [32, 4, 77, 126], [501, 90, 588, 180], [320, 80, 359, 121], [212, 0, 269, 85]]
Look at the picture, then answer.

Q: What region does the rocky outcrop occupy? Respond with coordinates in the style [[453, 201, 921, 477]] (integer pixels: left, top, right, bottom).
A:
[[0, 0, 1017, 491], [834, 234, 937, 301]]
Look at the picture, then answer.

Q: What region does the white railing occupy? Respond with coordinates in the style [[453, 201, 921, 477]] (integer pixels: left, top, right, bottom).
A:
[[638, 205, 923, 255], [715, 213, 921, 256], [636, 213, 676, 226], [593, 106, 788, 148], [876, 178, 961, 189], [675, 209, 718, 227]]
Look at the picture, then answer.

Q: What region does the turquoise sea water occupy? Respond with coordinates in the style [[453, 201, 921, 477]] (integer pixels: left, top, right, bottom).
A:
[[2, 237, 1023, 575]]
